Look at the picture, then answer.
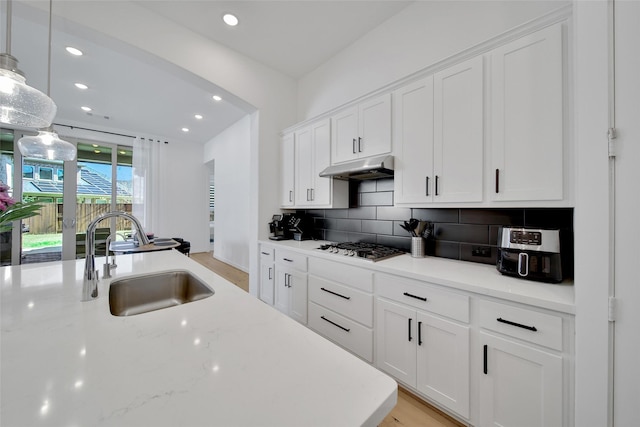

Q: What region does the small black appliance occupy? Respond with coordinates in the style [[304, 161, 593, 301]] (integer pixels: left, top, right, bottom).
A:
[[268, 214, 293, 241], [497, 227, 563, 283]]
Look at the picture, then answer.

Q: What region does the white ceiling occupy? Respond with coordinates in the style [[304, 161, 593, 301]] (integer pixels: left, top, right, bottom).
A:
[[2, 1, 411, 145]]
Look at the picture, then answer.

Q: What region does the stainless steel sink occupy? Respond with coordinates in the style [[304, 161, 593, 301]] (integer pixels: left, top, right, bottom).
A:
[[109, 270, 214, 316]]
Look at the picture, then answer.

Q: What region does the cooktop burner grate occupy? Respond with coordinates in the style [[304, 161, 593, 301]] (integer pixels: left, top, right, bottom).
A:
[[317, 242, 406, 261]]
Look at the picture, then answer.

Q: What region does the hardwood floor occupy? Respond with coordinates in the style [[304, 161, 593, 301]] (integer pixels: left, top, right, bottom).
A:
[[189, 251, 464, 427], [190, 251, 249, 292]]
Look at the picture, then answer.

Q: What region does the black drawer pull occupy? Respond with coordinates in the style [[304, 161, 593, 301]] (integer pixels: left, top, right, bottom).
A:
[[283, 258, 293, 262], [261, 251, 270, 255], [425, 176, 429, 196], [408, 318, 413, 342], [495, 169, 500, 193], [403, 292, 427, 302], [321, 315, 350, 332], [418, 321, 423, 346], [321, 287, 351, 300], [435, 175, 439, 196], [497, 317, 538, 332], [483, 344, 488, 374]]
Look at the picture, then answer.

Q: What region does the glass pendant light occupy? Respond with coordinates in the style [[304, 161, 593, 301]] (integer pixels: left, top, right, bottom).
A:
[[16, 0, 76, 161], [0, 0, 57, 128]]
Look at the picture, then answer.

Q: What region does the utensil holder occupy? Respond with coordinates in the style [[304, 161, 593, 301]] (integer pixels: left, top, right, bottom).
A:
[[411, 237, 426, 258]]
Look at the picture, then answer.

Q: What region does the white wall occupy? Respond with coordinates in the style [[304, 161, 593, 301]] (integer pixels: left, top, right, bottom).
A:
[[298, 1, 569, 120], [204, 116, 251, 272]]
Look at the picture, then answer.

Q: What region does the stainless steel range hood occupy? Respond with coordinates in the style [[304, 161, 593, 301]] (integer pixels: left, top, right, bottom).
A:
[[318, 155, 394, 180]]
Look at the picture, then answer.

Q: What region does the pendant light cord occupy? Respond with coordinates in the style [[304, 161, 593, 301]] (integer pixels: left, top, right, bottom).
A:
[[47, 0, 52, 97], [5, 0, 12, 54]]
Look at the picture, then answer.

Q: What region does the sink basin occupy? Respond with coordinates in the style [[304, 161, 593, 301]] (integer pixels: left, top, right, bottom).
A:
[[109, 270, 214, 316]]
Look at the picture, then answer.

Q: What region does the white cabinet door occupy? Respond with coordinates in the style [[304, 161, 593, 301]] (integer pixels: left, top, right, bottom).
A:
[[274, 267, 307, 324], [358, 93, 392, 159], [289, 269, 308, 325], [479, 331, 563, 427], [375, 299, 417, 388], [280, 132, 295, 207], [491, 23, 564, 202], [393, 77, 434, 205], [274, 269, 290, 315], [294, 127, 313, 206], [416, 312, 470, 419], [259, 260, 275, 305], [310, 119, 331, 206], [433, 56, 484, 203], [331, 106, 359, 164]]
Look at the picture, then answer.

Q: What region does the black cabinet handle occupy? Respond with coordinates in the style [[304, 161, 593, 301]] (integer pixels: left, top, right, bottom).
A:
[[483, 344, 488, 374], [289, 190, 293, 202], [418, 321, 423, 346], [352, 138, 357, 154], [403, 292, 427, 302], [283, 258, 293, 262], [321, 315, 350, 332], [495, 169, 500, 193], [268, 267, 272, 280], [425, 176, 429, 196], [321, 287, 351, 300], [435, 175, 439, 196], [261, 251, 269, 255], [497, 317, 538, 332], [358, 137, 363, 152], [408, 318, 413, 342]]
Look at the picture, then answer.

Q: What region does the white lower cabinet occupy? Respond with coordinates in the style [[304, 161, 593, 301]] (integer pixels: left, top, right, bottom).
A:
[[479, 331, 563, 427], [274, 249, 308, 324], [307, 258, 374, 362], [478, 299, 566, 427], [376, 298, 470, 419], [258, 244, 275, 305]]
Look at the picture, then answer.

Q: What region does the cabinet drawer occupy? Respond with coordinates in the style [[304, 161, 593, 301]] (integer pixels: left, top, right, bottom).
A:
[[308, 302, 373, 363], [376, 273, 469, 323], [478, 299, 563, 351], [309, 276, 373, 327], [259, 244, 274, 262], [309, 257, 373, 293], [275, 249, 307, 272]]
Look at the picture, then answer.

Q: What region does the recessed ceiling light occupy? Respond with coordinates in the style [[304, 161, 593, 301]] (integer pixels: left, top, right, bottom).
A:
[[65, 46, 83, 56], [119, 151, 126, 155], [81, 106, 92, 112], [222, 13, 239, 26], [182, 128, 189, 132], [92, 144, 99, 147], [194, 114, 203, 120], [212, 95, 222, 102], [74, 83, 88, 90], [94, 150, 101, 154]]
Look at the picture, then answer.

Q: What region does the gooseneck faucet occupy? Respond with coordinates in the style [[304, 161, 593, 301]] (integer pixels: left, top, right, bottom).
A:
[[82, 211, 150, 301]]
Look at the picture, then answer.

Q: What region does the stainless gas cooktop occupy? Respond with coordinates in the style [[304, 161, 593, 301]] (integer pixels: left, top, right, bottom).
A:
[[317, 242, 405, 262]]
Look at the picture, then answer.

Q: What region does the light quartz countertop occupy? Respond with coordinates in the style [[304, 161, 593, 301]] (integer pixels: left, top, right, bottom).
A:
[[0, 251, 397, 427], [262, 239, 575, 314]]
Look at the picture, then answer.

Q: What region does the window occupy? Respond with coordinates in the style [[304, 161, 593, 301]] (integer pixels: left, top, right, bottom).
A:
[[57, 169, 64, 181], [39, 167, 53, 180], [23, 165, 34, 179]]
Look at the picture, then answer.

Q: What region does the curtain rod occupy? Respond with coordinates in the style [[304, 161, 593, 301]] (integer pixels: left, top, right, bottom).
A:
[[53, 123, 169, 144]]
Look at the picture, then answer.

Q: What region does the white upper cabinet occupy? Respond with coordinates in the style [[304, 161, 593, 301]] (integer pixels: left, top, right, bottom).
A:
[[433, 56, 484, 203], [394, 56, 484, 205], [294, 119, 348, 208], [280, 132, 295, 208], [393, 77, 435, 205], [331, 93, 392, 164], [490, 23, 564, 202]]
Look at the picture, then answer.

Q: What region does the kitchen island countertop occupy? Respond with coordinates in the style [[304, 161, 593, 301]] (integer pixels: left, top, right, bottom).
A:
[[0, 250, 396, 427]]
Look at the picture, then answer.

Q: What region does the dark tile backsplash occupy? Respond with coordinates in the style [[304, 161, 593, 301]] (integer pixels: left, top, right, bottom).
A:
[[299, 178, 574, 270]]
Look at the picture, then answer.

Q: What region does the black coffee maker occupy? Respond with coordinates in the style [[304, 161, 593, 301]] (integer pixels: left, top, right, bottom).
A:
[[269, 214, 293, 241]]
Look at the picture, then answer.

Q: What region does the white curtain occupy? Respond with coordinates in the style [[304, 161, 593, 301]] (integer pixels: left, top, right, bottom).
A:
[[132, 137, 160, 234]]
